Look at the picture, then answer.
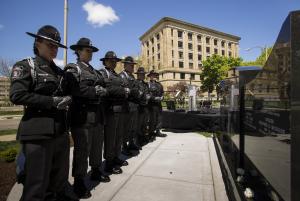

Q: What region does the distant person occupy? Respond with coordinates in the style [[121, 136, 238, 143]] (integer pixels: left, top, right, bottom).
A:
[[119, 56, 142, 155], [64, 38, 110, 199], [9, 25, 75, 201], [148, 70, 167, 139], [135, 67, 151, 145], [98, 51, 129, 174]]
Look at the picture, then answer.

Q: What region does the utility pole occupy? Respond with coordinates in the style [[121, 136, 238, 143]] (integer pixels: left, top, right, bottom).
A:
[[63, 0, 68, 66]]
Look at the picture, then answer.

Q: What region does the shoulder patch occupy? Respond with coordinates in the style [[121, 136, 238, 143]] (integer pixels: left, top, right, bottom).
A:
[[11, 65, 24, 79]]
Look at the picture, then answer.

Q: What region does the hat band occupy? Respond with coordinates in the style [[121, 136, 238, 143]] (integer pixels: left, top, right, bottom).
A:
[[37, 35, 61, 44]]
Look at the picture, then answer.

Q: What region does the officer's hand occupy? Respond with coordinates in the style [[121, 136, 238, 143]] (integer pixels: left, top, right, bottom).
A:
[[146, 94, 151, 100], [124, 87, 130, 98], [53, 96, 72, 110], [95, 85, 107, 97]]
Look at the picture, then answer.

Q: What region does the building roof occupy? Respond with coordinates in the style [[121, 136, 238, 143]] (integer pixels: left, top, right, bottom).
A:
[[139, 17, 241, 41]]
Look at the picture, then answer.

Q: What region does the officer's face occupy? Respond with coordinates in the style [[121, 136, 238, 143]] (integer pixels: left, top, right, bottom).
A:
[[124, 63, 134, 74], [137, 73, 145, 80], [105, 59, 117, 69], [149, 75, 157, 81], [36, 39, 58, 61], [78, 47, 93, 63]]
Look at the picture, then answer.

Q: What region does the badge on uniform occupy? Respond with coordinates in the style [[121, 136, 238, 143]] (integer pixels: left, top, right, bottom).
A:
[[11, 66, 24, 79]]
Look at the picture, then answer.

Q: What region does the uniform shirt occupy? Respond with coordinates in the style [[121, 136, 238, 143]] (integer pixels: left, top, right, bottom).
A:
[[136, 79, 150, 106], [10, 56, 67, 140], [64, 61, 104, 125]]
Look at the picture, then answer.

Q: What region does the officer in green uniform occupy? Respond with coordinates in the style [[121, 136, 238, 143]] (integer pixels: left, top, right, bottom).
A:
[[10, 25, 75, 201], [98, 51, 129, 174], [64, 38, 110, 199], [119, 56, 142, 155], [135, 67, 151, 146], [148, 70, 167, 139]]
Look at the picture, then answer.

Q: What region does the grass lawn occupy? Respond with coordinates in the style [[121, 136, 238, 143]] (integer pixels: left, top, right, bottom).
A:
[[0, 129, 17, 136], [196, 131, 213, 137], [0, 110, 23, 116]]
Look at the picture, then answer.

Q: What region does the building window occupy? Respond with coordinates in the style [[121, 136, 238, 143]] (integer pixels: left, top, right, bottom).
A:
[[206, 47, 210, 53], [190, 73, 195, 80], [180, 73, 185, 79], [158, 53, 160, 60], [171, 29, 173, 37], [188, 53, 193, 60], [206, 37, 210, 44], [152, 47, 154, 53], [157, 43, 160, 51], [171, 40, 173, 46], [228, 42, 232, 49], [156, 34, 160, 40], [172, 50, 174, 58], [146, 41, 149, 47], [173, 72, 176, 79], [198, 45, 202, 52], [161, 73, 163, 78], [188, 43, 193, 50], [189, 62, 193, 69], [228, 51, 232, 57], [214, 48, 218, 54], [178, 41, 183, 49], [222, 50, 225, 55], [178, 31, 183, 38], [188, 33, 193, 41], [179, 61, 184, 68], [214, 39, 218, 46], [147, 50, 149, 56], [178, 51, 183, 59], [198, 54, 202, 61], [198, 63, 202, 69], [221, 41, 225, 47], [197, 35, 201, 43], [151, 38, 154, 43], [172, 60, 174, 67]]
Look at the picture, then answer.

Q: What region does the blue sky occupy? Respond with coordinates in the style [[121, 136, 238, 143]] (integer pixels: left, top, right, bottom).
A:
[[0, 0, 299, 68]]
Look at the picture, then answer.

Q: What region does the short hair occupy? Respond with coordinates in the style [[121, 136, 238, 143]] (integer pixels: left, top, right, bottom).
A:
[[74, 48, 83, 61]]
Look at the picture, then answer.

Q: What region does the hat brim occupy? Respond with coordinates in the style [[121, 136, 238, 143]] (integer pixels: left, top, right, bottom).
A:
[[100, 57, 122, 62], [147, 73, 159, 77], [135, 71, 147, 74], [122, 61, 137, 64], [26, 32, 67, 49], [70, 44, 98, 52]]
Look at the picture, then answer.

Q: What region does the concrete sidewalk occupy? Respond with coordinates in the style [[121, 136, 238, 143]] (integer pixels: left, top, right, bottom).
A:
[[8, 132, 228, 201]]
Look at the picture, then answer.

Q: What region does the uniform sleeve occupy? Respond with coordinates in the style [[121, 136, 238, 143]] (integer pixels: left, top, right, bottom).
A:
[[106, 85, 126, 98], [9, 61, 53, 109]]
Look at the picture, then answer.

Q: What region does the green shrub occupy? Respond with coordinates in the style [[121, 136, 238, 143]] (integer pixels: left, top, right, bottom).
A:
[[0, 148, 18, 162]]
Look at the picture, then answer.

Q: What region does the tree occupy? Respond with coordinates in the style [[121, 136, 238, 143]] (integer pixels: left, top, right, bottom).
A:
[[0, 58, 13, 77], [241, 46, 273, 66], [200, 55, 242, 99]]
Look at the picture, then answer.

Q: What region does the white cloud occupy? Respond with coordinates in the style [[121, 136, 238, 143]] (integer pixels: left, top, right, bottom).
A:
[[54, 58, 64, 68], [83, 0, 119, 28], [0, 24, 4, 30]]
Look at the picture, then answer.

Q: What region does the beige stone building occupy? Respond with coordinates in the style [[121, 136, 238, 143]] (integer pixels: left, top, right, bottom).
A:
[[139, 17, 241, 92], [0, 76, 11, 106]]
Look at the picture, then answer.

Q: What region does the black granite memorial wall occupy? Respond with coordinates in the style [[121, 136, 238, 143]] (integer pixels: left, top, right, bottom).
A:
[[216, 10, 300, 201]]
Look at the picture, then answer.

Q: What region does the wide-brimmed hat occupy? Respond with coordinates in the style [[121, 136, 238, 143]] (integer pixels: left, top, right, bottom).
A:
[[70, 38, 98, 52], [147, 69, 159, 77], [26, 25, 67, 48], [122, 56, 137, 64], [100, 51, 121, 61], [135, 67, 147, 74]]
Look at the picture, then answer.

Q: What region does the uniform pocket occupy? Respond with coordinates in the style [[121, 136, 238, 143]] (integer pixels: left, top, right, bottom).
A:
[[18, 113, 55, 137]]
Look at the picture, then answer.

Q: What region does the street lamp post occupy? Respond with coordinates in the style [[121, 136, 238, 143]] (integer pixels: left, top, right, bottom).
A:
[[245, 45, 268, 62]]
